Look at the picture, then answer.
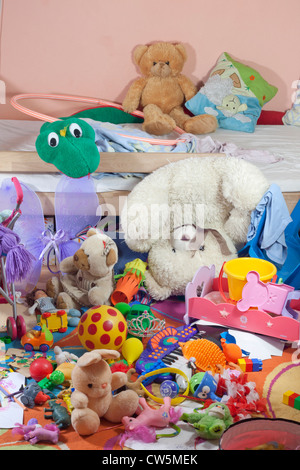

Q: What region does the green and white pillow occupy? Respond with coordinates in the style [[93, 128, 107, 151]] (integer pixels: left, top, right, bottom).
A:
[[186, 53, 278, 132]]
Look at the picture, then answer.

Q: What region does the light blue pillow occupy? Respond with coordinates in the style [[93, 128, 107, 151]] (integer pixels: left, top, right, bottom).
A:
[[186, 89, 261, 133], [185, 52, 278, 133]]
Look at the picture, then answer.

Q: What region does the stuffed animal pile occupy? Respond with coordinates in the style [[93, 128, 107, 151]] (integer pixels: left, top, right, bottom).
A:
[[16, 41, 280, 449]]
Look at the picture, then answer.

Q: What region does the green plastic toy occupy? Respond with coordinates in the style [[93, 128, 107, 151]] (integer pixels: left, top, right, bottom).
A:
[[115, 302, 165, 338], [38, 370, 65, 391], [35, 117, 100, 178]]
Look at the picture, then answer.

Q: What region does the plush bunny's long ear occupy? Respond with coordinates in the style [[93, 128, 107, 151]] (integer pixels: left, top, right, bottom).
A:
[[76, 351, 102, 367], [98, 349, 120, 361], [77, 349, 120, 367]]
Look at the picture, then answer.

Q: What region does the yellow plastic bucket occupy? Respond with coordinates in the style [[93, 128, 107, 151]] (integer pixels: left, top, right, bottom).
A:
[[223, 257, 277, 301]]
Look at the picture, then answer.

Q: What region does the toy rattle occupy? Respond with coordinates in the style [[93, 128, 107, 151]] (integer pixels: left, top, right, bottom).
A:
[[139, 367, 190, 405]]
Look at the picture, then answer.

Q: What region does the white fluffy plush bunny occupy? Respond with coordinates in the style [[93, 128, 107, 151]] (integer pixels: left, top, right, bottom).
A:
[[121, 156, 269, 300]]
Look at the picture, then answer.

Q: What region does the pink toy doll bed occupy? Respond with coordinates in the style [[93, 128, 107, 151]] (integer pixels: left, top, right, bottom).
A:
[[184, 264, 300, 343]]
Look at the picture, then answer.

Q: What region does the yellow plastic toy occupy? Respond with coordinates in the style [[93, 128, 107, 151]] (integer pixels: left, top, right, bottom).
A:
[[77, 305, 127, 351], [222, 257, 276, 302], [140, 367, 189, 405], [37, 310, 68, 333], [122, 337, 144, 365]]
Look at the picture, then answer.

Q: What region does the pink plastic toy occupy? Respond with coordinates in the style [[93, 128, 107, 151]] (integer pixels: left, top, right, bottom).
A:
[[13, 422, 60, 445], [184, 265, 300, 342], [237, 270, 300, 318], [120, 396, 182, 444]]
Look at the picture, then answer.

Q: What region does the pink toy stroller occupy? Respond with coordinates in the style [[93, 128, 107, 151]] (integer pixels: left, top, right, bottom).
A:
[[0, 177, 33, 340]]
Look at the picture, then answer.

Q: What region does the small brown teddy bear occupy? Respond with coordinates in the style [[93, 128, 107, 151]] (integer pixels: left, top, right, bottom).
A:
[[46, 229, 117, 310], [71, 349, 139, 436], [122, 41, 218, 136]]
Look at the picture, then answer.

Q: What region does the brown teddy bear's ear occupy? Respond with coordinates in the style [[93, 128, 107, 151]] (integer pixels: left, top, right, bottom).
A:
[[86, 228, 98, 237], [175, 43, 187, 62], [133, 45, 148, 65], [106, 248, 117, 267]]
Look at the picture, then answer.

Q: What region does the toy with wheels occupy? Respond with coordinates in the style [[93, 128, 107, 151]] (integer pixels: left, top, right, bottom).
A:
[[21, 324, 54, 352], [6, 314, 27, 342], [37, 310, 68, 333], [0, 177, 34, 340]]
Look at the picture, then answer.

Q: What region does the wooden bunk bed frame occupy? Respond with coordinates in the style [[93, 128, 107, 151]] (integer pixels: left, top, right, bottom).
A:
[[5, 95, 299, 216], [0, 150, 299, 216]]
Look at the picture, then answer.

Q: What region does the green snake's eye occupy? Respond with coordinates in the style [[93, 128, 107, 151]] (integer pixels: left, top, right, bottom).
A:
[[48, 132, 59, 147], [69, 123, 83, 138]]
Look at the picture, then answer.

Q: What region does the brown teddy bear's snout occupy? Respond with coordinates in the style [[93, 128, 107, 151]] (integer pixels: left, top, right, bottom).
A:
[[73, 249, 90, 271], [151, 61, 171, 78]]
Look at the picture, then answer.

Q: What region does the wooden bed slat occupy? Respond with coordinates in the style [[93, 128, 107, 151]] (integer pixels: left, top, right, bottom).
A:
[[0, 151, 223, 173], [1, 151, 298, 216], [284, 192, 300, 214], [37, 190, 299, 216]]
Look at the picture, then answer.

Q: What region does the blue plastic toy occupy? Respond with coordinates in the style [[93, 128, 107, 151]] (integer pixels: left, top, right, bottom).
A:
[[160, 380, 179, 398], [193, 371, 221, 402]]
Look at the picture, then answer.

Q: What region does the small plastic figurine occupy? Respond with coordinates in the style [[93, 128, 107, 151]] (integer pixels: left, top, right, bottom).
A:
[[44, 399, 71, 429], [20, 382, 50, 408], [13, 420, 60, 445]]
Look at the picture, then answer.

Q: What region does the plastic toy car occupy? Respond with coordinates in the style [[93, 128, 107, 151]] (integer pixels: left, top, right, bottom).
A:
[[37, 309, 68, 333], [21, 324, 54, 352]]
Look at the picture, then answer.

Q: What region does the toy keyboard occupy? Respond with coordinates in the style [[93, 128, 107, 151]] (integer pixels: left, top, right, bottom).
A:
[[135, 324, 203, 375]]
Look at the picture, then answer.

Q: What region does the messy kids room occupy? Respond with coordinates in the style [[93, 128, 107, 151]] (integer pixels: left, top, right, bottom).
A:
[[0, 0, 299, 453]]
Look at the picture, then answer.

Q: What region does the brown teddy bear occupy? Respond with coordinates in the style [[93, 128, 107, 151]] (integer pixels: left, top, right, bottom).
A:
[[46, 229, 117, 310], [71, 349, 139, 435], [122, 41, 218, 136]]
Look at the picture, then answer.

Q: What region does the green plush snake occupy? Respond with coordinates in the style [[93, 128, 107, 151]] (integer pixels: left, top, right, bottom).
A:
[[35, 118, 100, 178]]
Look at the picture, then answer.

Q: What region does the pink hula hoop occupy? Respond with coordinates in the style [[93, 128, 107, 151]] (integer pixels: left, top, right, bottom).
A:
[[10, 93, 186, 145]]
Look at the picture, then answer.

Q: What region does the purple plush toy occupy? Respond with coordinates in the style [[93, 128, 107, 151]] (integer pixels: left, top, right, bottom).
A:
[[13, 420, 60, 445], [0, 225, 34, 284]]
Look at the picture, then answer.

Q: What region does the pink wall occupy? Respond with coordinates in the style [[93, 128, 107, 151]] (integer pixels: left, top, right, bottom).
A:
[[0, 0, 299, 119]]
